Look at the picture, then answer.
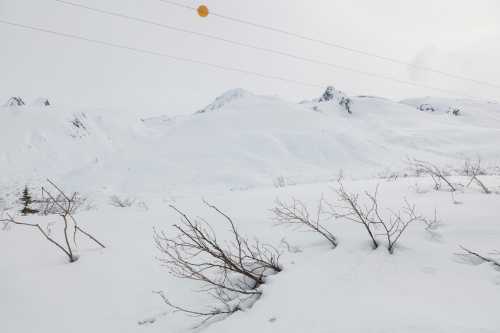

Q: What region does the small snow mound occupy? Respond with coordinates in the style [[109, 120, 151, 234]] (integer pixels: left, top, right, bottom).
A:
[[197, 88, 253, 114], [31, 98, 51, 107], [401, 97, 464, 115], [3, 96, 26, 107], [418, 103, 437, 112]]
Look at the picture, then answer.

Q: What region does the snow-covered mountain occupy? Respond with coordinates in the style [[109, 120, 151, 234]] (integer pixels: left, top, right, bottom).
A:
[[0, 105, 148, 191], [196, 88, 254, 113], [2, 88, 500, 333], [1, 89, 499, 195]]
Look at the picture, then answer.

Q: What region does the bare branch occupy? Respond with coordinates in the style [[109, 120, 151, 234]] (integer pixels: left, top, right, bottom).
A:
[[75, 225, 105, 248], [407, 158, 456, 192], [154, 290, 242, 329], [109, 195, 136, 208], [331, 181, 379, 249], [1, 180, 104, 262], [459, 246, 500, 268], [331, 180, 425, 254], [421, 209, 442, 241], [272, 196, 338, 248], [0, 213, 75, 261], [463, 158, 491, 194]]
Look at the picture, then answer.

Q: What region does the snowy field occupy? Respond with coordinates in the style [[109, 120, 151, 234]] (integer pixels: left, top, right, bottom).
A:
[[1, 89, 500, 333]]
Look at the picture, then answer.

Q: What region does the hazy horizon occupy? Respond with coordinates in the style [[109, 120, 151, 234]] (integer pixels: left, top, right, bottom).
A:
[[1, 0, 499, 116]]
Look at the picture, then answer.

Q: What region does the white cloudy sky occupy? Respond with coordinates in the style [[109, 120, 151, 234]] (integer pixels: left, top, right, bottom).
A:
[[1, 0, 499, 115]]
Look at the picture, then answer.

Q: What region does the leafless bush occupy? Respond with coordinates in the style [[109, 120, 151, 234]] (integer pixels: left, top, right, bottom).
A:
[[109, 195, 136, 208], [332, 181, 379, 249], [35, 187, 89, 216], [463, 158, 491, 194], [366, 195, 421, 254], [154, 201, 282, 326], [407, 158, 456, 192], [272, 197, 338, 248], [332, 181, 424, 254], [0, 179, 105, 263]]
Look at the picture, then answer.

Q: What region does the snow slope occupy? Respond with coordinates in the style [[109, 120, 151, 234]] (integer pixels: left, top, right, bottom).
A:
[[1, 89, 500, 333], [1, 89, 499, 196], [1, 177, 500, 333], [0, 104, 150, 195]]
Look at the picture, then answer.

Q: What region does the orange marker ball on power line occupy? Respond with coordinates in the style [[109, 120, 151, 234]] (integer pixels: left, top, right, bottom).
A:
[[197, 5, 209, 17]]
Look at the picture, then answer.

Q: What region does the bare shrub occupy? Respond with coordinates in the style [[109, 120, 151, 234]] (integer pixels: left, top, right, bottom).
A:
[[272, 197, 338, 248], [36, 186, 89, 216], [463, 158, 491, 194], [0, 179, 105, 263], [109, 195, 136, 208], [332, 181, 424, 254], [365, 193, 421, 254], [154, 201, 281, 326], [407, 158, 456, 192], [332, 181, 379, 249]]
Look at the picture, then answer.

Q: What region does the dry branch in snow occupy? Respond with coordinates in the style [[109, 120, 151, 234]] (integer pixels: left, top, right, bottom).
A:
[[1, 179, 104, 263], [332, 180, 425, 254], [459, 246, 500, 268], [332, 181, 379, 249], [463, 158, 491, 194], [272, 196, 338, 248], [109, 195, 136, 208], [407, 158, 456, 192], [154, 201, 282, 326]]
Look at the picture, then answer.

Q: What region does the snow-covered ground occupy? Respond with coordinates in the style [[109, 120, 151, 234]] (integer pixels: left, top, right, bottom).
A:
[[1, 89, 499, 333]]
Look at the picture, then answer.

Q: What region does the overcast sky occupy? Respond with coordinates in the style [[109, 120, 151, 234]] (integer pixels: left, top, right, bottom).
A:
[[1, 0, 499, 116]]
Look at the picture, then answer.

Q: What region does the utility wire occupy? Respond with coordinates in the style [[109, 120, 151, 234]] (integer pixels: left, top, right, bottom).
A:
[[51, 0, 473, 97], [0, 18, 322, 88], [157, 0, 500, 90]]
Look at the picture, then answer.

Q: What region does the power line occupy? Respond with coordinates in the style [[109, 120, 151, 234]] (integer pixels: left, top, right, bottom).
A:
[[51, 0, 474, 97], [0, 18, 323, 88], [157, 0, 500, 90]]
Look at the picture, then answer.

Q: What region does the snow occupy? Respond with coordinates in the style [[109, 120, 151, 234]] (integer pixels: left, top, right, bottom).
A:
[[30, 98, 51, 107], [1, 89, 500, 333], [3, 97, 26, 107], [197, 88, 253, 113], [2, 89, 500, 196]]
